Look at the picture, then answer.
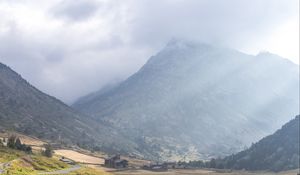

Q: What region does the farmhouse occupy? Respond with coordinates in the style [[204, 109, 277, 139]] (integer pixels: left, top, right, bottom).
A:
[[104, 155, 128, 168], [164, 162, 177, 169], [142, 163, 168, 172]]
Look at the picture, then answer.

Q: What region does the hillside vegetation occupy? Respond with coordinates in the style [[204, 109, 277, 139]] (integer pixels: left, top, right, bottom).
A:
[[0, 143, 110, 175], [0, 63, 116, 150], [185, 115, 299, 172], [0, 147, 69, 174], [221, 115, 299, 172], [0, 146, 25, 163]]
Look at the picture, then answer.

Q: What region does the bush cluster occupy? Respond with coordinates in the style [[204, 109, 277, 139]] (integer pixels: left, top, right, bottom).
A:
[[7, 135, 32, 153]]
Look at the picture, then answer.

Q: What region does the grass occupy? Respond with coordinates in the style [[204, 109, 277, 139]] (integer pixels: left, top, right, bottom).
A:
[[3, 156, 70, 174], [29, 155, 69, 171], [0, 146, 25, 163], [4, 159, 36, 175], [67, 166, 112, 175], [0, 146, 110, 175], [0, 146, 71, 174], [4, 158, 112, 175]]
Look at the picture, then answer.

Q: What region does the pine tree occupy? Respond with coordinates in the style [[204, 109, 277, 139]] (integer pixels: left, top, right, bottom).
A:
[[7, 135, 16, 149], [15, 138, 22, 150]]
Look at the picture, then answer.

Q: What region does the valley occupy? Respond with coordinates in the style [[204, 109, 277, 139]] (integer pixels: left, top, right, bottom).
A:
[[0, 43, 299, 174], [1, 131, 299, 175], [0, 0, 299, 174], [1, 145, 298, 175]]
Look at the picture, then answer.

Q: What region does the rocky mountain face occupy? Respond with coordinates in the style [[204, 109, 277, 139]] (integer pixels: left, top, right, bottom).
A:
[[74, 40, 299, 161], [222, 115, 299, 172], [0, 63, 104, 148]]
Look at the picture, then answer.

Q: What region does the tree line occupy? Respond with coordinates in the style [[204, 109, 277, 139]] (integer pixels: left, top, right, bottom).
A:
[[0, 135, 53, 158], [1, 135, 32, 153]]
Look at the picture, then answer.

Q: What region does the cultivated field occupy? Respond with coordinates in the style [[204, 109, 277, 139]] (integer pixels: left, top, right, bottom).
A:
[[55, 149, 105, 165]]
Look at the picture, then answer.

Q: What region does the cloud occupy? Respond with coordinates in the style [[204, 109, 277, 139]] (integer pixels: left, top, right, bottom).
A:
[[0, 0, 298, 103], [51, 0, 100, 21], [126, 0, 298, 50]]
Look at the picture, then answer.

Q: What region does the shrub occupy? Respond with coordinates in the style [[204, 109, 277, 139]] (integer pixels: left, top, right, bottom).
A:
[[42, 144, 53, 158]]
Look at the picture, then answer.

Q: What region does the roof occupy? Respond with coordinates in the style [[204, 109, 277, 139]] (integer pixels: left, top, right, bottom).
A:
[[115, 159, 127, 163], [105, 155, 120, 161]]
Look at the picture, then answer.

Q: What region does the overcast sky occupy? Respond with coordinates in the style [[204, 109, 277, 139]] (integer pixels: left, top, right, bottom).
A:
[[0, 0, 299, 103]]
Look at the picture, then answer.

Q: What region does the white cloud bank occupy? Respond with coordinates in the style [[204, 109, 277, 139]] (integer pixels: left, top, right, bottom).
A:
[[0, 0, 298, 103]]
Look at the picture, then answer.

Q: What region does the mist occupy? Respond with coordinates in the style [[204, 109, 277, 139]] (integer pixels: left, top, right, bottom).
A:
[[0, 0, 298, 103]]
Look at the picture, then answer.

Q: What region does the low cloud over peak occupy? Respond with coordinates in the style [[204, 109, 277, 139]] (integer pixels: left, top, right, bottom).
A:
[[0, 0, 298, 103]]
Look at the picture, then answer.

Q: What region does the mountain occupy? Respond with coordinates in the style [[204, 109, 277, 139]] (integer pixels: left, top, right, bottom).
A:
[[221, 115, 299, 172], [0, 63, 104, 148], [73, 40, 299, 161]]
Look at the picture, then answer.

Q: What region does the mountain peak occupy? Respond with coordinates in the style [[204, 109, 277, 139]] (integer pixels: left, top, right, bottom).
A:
[[165, 38, 212, 50], [255, 51, 298, 70], [256, 51, 285, 60], [0, 62, 10, 69], [73, 42, 299, 161]]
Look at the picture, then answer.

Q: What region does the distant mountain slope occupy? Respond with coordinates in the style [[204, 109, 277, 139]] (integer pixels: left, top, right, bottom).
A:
[[0, 63, 104, 148], [74, 40, 299, 160], [222, 115, 299, 172]]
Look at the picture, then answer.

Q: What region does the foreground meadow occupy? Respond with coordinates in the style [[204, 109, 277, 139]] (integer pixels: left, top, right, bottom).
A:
[[112, 169, 299, 175]]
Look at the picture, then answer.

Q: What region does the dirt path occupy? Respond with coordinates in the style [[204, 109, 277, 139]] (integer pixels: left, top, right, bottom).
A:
[[0, 163, 4, 174], [0, 162, 11, 174], [38, 165, 81, 175]]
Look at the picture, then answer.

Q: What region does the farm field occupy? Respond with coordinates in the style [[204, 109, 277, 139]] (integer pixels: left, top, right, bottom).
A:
[[54, 149, 105, 165]]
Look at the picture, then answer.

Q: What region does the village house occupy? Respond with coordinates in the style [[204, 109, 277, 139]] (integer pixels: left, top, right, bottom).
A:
[[104, 155, 128, 169], [142, 163, 168, 172], [164, 162, 177, 169]]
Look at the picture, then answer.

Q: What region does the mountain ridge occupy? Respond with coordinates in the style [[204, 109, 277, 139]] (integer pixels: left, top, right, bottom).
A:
[[74, 40, 299, 161], [221, 115, 300, 172], [0, 62, 103, 148]]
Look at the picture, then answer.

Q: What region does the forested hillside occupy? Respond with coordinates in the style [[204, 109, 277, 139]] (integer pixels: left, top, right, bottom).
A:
[[219, 115, 299, 172]]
